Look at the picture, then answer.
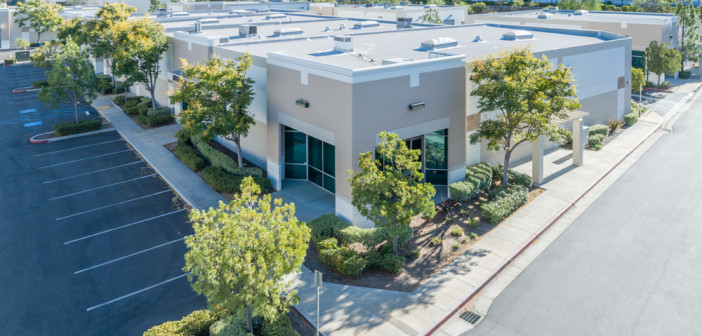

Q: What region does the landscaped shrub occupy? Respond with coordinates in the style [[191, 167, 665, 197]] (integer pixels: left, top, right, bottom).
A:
[[4, 58, 16, 65], [317, 237, 339, 251], [448, 181, 479, 202], [659, 81, 671, 89], [261, 316, 301, 336], [32, 80, 48, 88], [588, 124, 609, 137], [679, 70, 691, 79], [607, 119, 623, 132], [492, 164, 532, 188], [307, 214, 350, 241], [136, 101, 152, 116], [202, 166, 243, 193], [588, 134, 605, 150], [53, 119, 102, 136], [449, 162, 493, 201], [176, 144, 205, 172], [480, 185, 528, 224], [176, 129, 191, 146], [319, 246, 366, 277], [144, 309, 217, 336], [209, 314, 251, 336], [137, 110, 174, 127], [623, 112, 638, 126], [379, 253, 405, 274], [192, 137, 263, 178], [337, 223, 412, 249]]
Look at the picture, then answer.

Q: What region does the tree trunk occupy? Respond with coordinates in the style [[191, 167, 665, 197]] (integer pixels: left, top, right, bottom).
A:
[[502, 150, 512, 186], [235, 135, 244, 168], [392, 235, 398, 255], [245, 304, 253, 333], [149, 85, 157, 111], [74, 100, 79, 124], [36, 32, 41, 45], [681, 22, 685, 71], [657, 74, 661, 86]]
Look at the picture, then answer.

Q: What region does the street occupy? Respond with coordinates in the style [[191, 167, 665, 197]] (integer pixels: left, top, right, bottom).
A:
[[468, 94, 702, 334]]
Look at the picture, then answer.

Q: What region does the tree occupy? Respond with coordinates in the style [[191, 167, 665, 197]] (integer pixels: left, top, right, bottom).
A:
[[631, 67, 645, 92], [349, 131, 436, 255], [632, 0, 671, 12], [57, 17, 87, 45], [38, 38, 97, 124], [469, 48, 581, 186], [471, 2, 487, 13], [557, 0, 601, 10], [676, 2, 700, 69], [169, 55, 255, 168], [15, 38, 29, 50], [646, 41, 681, 86], [419, 8, 442, 24], [183, 177, 310, 333], [149, 0, 160, 12], [15, 0, 63, 44], [30, 40, 60, 69], [84, 3, 136, 88], [511, 0, 525, 9]]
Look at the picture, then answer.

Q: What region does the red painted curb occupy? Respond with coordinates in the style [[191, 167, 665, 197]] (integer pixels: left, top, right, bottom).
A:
[[644, 87, 674, 93], [29, 132, 53, 144], [422, 123, 663, 336], [12, 89, 27, 93]]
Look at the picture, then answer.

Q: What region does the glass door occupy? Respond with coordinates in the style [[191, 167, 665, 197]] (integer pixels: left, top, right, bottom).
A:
[[283, 126, 336, 193], [284, 126, 307, 179]]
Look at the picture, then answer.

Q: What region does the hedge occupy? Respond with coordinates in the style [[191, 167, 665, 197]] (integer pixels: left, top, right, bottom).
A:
[[364, 251, 405, 274], [209, 315, 252, 336], [192, 136, 264, 178], [176, 144, 205, 172], [319, 244, 367, 277], [338, 222, 412, 249], [53, 119, 102, 136], [480, 185, 528, 224], [588, 124, 609, 137], [202, 166, 270, 193], [261, 316, 301, 336], [588, 134, 605, 150], [307, 213, 350, 241], [492, 164, 532, 188], [137, 109, 174, 127], [623, 112, 638, 126], [448, 162, 493, 201], [144, 309, 217, 336], [4, 58, 16, 65], [32, 80, 48, 88]]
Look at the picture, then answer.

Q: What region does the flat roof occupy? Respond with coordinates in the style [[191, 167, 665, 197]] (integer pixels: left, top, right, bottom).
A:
[[478, 9, 675, 25], [157, 12, 335, 33], [221, 23, 627, 70]]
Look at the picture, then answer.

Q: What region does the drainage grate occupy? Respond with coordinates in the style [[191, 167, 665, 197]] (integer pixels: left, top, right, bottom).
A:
[[458, 311, 482, 325]]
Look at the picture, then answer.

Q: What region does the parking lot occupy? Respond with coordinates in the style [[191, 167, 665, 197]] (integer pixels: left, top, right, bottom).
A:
[[0, 64, 204, 335]]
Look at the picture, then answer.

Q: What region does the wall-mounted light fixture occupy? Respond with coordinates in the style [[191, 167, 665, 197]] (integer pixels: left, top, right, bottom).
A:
[[408, 102, 425, 111], [296, 98, 309, 108]]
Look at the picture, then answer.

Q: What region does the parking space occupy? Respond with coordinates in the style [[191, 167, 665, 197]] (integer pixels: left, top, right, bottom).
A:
[[0, 65, 204, 335]]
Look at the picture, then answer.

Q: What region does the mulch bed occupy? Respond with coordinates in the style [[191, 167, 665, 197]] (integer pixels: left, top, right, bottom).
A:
[[303, 187, 544, 292]]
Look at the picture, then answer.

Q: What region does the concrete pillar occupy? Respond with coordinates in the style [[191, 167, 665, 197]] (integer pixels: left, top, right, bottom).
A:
[[531, 135, 544, 185], [573, 118, 585, 166]]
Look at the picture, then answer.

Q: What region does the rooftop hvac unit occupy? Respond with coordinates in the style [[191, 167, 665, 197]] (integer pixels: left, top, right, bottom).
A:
[[537, 13, 554, 19], [239, 25, 258, 37], [421, 37, 458, 50], [274, 27, 303, 36], [354, 21, 380, 29], [397, 17, 412, 29], [194, 21, 202, 32], [547, 6, 558, 13], [219, 37, 230, 44], [333, 35, 353, 53], [502, 30, 533, 40], [229, 9, 247, 15], [573, 10, 589, 15]]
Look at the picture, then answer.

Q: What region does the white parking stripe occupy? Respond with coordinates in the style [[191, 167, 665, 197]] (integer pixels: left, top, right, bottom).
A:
[[50, 174, 157, 200], [86, 273, 191, 312], [75, 238, 185, 274], [63, 209, 187, 245], [38, 149, 133, 169], [43, 161, 143, 184], [34, 139, 123, 157], [55, 190, 171, 221]]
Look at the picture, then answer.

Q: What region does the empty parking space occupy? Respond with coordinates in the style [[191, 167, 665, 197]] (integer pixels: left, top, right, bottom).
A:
[[0, 65, 203, 335]]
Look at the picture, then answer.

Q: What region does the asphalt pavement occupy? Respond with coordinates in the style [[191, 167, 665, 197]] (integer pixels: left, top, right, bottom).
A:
[[468, 91, 702, 334], [0, 64, 204, 335]]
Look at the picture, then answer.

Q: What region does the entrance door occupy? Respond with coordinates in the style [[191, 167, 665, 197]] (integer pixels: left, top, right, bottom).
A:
[[283, 126, 336, 193]]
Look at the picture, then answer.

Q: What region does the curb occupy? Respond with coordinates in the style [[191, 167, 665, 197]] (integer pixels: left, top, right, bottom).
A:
[[422, 123, 664, 335], [12, 87, 39, 93], [28, 125, 116, 144]]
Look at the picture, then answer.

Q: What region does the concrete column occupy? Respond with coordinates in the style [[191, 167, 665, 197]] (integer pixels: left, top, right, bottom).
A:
[[531, 135, 544, 185], [573, 118, 585, 166]]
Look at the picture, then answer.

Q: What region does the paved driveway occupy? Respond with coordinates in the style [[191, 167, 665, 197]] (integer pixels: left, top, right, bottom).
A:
[[0, 64, 204, 335]]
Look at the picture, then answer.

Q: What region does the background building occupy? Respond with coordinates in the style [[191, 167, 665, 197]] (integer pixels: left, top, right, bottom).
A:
[[310, 2, 469, 25]]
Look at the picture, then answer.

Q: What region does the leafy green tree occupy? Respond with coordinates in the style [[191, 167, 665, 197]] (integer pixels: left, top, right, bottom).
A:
[[419, 8, 442, 24], [471, 2, 487, 13], [631, 67, 645, 92], [15, 0, 63, 44], [183, 177, 310, 333], [84, 3, 136, 88], [30, 40, 60, 69], [469, 48, 581, 186], [149, 0, 160, 12], [169, 55, 255, 168], [349, 131, 436, 255], [38, 38, 97, 124], [676, 2, 700, 69], [557, 0, 601, 10], [632, 0, 671, 12], [511, 0, 525, 9], [646, 41, 681, 86], [15, 38, 29, 50], [57, 17, 87, 46]]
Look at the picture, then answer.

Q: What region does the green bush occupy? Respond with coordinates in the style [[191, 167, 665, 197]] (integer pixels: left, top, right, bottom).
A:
[[136, 101, 152, 116], [450, 225, 463, 237], [407, 248, 421, 259], [176, 129, 191, 146], [32, 80, 48, 88], [480, 185, 528, 224], [201, 166, 269, 193], [492, 164, 532, 188], [261, 316, 301, 336], [588, 124, 609, 137], [316, 237, 339, 251], [144, 309, 217, 336], [176, 144, 205, 172], [192, 136, 264, 178], [659, 81, 671, 89], [143, 112, 175, 127], [623, 112, 638, 126], [209, 315, 251, 336], [337, 223, 412, 249], [379, 253, 405, 274], [319, 246, 366, 277], [53, 119, 102, 136], [449, 163, 493, 201], [679, 71, 691, 79], [149, 106, 172, 116], [588, 134, 605, 150], [448, 181, 478, 202], [307, 214, 350, 241], [5, 58, 16, 65]]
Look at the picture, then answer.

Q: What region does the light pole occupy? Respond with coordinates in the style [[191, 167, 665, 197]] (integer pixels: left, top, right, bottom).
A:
[[314, 270, 323, 336]]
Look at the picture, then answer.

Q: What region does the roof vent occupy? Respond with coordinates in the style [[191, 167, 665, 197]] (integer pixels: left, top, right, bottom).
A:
[[229, 9, 246, 15], [239, 25, 258, 37], [573, 9, 588, 15], [537, 13, 554, 19], [547, 6, 558, 13], [324, 26, 332, 32], [354, 21, 380, 29], [334, 35, 353, 53], [502, 30, 533, 40], [267, 13, 286, 20], [339, 23, 346, 30], [421, 37, 458, 50], [473, 35, 484, 42], [194, 21, 202, 33], [248, 18, 254, 22], [274, 27, 303, 36], [397, 17, 412, 29]]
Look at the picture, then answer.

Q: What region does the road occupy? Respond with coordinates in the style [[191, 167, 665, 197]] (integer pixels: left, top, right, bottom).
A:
[[469, 95, 702, 335]]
